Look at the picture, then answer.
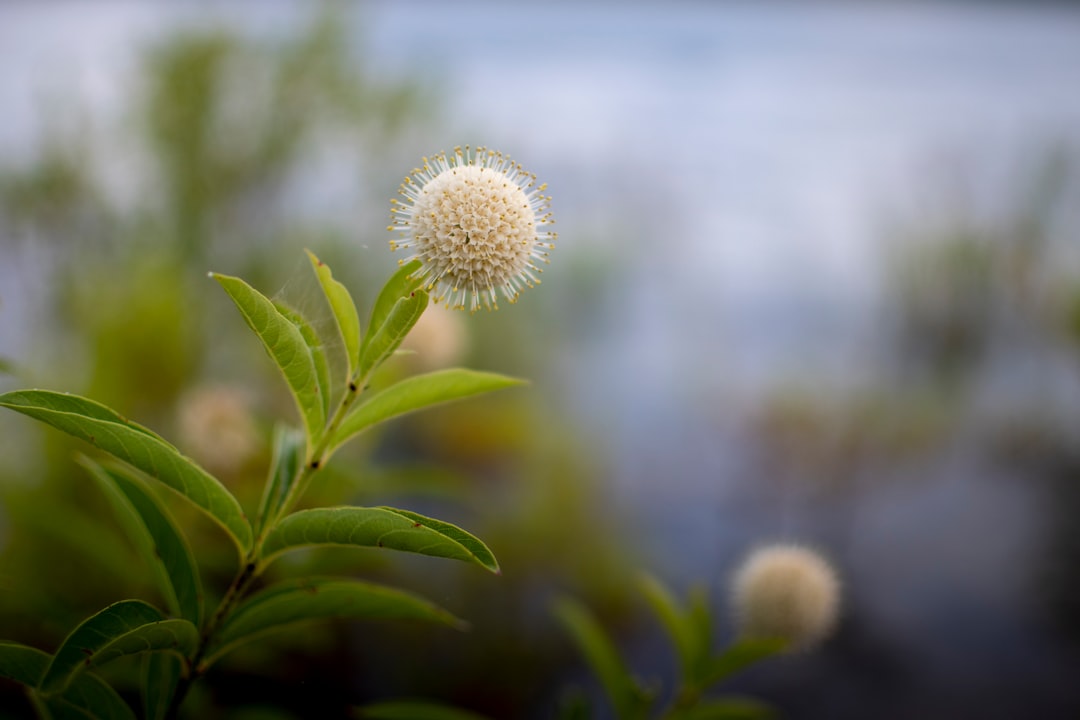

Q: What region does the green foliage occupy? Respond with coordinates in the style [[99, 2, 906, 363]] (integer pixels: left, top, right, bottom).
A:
[[0, 389, 252, 554], [328, 369, 527, 456], [554, 597, 654, 720], [39, 600, 195, 695], [0, 254, 522, 717], [556, 576, 787, 720], [204, 578, 465, 668], [0, 642, 137, 720], [143, 654, 181, 720], [213, 272, 329, 449], [308, 249, 363, 375], [82, 458, 204, 626], [261, 506, 500, 573]]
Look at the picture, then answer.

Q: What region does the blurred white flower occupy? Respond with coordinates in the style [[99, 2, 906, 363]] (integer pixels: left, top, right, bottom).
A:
[[177, 385, 259, 476], [731, 544, 840, 649], [400, 302, 468, 371], [389, 146, 556, 311]]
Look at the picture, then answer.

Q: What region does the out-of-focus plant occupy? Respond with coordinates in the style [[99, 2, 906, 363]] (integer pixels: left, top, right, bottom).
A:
[[0, 142, 556, 718], [553, 545, 841, 720]]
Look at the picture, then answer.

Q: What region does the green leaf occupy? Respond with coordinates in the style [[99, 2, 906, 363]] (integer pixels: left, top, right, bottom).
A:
[[701, 638, 788, 687], [0, 641, 48, 686], [638, 574, 701, 679], [81, 458, 204, 626], [358, 291, 428, 380], [357, 700, 493, 720], [45, 674, 139, 720], [212, 272, 327, 445], [553, 597, 652, 720], [142, 653, 181, 720], [679, 697, 776, 720], [205, 578, 464, 667], [328, 369, 526, 455], [307, 249, 363, 374], [276, 301, 333, 425], [0, 357, 16, 376], [361, 260, 423, 360], [0, 389, 252, 553], [0, 390, 166, 442], [261, 506, 499, 574], [39, 600, 197, 696], [0, 643, 136, 720], [255, 424, 306, 537]]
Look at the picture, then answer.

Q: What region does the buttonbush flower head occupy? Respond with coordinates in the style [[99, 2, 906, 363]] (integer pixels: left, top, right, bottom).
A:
[[731, 544, 840, 650], [389, 146, 556, 311]]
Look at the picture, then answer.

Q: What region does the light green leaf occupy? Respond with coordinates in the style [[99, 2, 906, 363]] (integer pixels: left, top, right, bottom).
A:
[[701, 638, 788, 687], [0, 643, 136, 720], [307, 249, 362, 374], [81, 458, 203, 626], [680, 697, 776, 720], [328, 369, 525, 455], [260, 506, 499, 574], [357, 700, 493, 720], [276, 301, 333, 425], [638, 574, 701, 679], [255, 424, 306, 537], [39, 600, 197, 696], [205, 578, 464, 667], [142, 653, 181, 720], [553, 597, 653, 720], [361, 260, 423, 360], [0, 389, 252, 553], [358, 291, 428, 380], [0, 390, 166, 442], [212, 272, 327, 444]]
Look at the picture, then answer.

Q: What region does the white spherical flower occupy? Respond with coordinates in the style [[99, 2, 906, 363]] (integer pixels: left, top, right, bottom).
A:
[[389, 146, 556, 311], [731, 545, 840, 649]]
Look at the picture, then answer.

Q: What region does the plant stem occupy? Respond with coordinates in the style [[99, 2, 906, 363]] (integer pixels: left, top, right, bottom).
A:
[[165, 557, 259, 719], [165, 371, 369, 718], [272, 373, 366, 525]]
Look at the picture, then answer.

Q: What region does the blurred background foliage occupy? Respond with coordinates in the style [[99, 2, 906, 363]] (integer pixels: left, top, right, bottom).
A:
[[2, 2, 1080, 719], [0, 9, 632, 718]]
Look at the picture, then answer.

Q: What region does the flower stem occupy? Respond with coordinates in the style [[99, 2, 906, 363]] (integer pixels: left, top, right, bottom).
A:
[[165, 370, 370, 718]]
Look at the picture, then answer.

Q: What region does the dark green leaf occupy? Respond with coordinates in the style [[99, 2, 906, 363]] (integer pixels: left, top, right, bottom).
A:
[[81, 458, 203, 626], [261, 506, 499, 574], [328, 369, 525, 455], [357, 700, 493, 720], [358, 291, 428, 380], [307, 249, 362, 374], [702, 638, 788, 687], [553, 597, 652, 720], [40, 600, 196, 696], [142, 652, 181, 720], [205, 578, 464, 667], [0, 389, 252, 553], [0, 643, 136, 720], [0, 641, 48, 686], [255, 424, 305, 537], [212, 272, 327, 444]]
